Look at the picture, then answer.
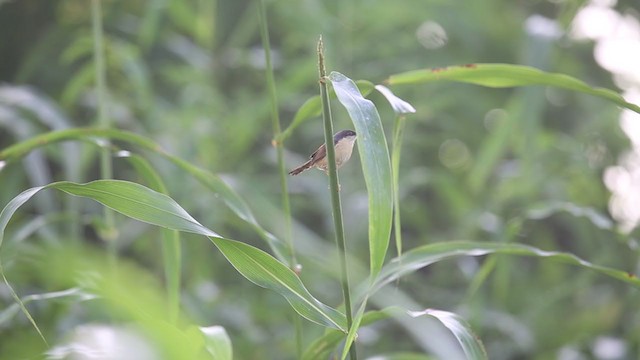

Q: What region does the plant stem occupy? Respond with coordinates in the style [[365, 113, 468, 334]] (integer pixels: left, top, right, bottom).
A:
[[257, 0, 295, 270], [91, 0, 117, 260], [258, 0, 301, 356], [317, 36, 357, 360], [391, 116, 406, 255]]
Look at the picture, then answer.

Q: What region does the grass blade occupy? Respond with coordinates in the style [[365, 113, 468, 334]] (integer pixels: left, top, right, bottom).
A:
[[408, 309, 487, 360], [373, 241, 640, 294], [200, 326, 233, 360], [0, 127, 289, 261], [0, 180, 347, 332], [386, 63, 640, 114], [329, 71, 393, 278]]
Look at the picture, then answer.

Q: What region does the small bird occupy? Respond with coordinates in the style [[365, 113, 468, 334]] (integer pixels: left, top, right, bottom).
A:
[[289, 129, 357, 176]]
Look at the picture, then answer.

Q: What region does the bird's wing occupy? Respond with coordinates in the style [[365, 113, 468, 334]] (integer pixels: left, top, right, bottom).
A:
[[309, 143, 326, 161]]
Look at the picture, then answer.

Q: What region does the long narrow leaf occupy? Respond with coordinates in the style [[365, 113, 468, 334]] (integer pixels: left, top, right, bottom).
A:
[[200, 326, 233, 360], [210, 237, 346, 330], [372, 241, 640, 294], [408, 309, 487, 360], [0, 180, 347, 331], [302, 308, 396, 360], [386, 63, 640, 114], [330, 71, 393, 277], [0, 128, 289, 262], [118, 151, 181, 323]]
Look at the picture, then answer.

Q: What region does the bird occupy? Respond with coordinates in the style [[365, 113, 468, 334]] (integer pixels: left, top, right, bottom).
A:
[[289, 129, 357, 176]]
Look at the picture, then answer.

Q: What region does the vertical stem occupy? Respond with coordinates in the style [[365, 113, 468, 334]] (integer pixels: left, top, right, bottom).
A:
[[317, 36, 357, 360], [91, 0, 116, 259], [391, 116, 406, 255], [258, 0, 295, 267], [258, 0, 301, 356]]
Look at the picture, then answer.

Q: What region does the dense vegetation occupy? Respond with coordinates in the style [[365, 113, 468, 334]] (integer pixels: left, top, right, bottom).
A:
[[1, 1, 639, 359]]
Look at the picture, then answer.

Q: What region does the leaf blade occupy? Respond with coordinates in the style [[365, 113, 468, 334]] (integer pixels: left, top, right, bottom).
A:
[[0, 181, 347, 332], [330, 71, 393, 277], [408, 309, 487, 360], [373, 241, 640, 294], [387, 63, 640, 114]]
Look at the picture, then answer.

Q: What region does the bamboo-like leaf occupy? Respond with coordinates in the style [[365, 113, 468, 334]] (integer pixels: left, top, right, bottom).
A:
[[386, 63, 640, 114], [0, 128, 288, 262], [200, 326, 233, 360], [340, 298, 368, 360], [117, 151, 181, 323], [525, 201, 614, 230], [373, 85, 415, 258], [0, 288, 95, 326], [374, 85, 416, 115], [302, 308, 396, 360], [210, 237, 346, 330], [0, 180, 347, 331], [373, 241, 640, 294], [329, 72, 393, 277], [408, 309, 487, 360]]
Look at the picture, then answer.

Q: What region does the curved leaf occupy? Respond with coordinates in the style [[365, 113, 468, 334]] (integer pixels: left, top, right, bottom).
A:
[[374, 85, 416, 115], [200, 326, 232, 360], [302, 308, 396, 360], [0, 127, 288, 262], [408, 309, 487, 360], [373, 241, 640, 294], [329, 71, 393, 277], [0, 180, 347, 331], [386, 63, 640, 114]]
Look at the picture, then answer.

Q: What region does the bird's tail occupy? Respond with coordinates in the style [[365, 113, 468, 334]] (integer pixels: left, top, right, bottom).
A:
[[289, 160, 313, 175]]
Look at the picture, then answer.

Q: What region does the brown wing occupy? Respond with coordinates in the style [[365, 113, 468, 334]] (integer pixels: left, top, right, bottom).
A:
[[288, 142, 326, 176], [309, 143, 326, 161]]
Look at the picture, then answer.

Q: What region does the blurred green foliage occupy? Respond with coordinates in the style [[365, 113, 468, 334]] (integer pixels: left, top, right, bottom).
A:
[[1, 0, 639, 359]]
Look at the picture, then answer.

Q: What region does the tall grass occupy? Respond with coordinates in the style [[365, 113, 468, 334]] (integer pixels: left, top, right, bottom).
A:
[[1, 1, 639, 359]]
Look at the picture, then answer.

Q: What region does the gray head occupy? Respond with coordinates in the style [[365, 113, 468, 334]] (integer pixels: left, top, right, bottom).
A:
[[333, 129, 356, 144]]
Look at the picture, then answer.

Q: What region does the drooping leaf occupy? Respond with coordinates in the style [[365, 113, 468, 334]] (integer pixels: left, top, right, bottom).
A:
[[408, 309, 487, 360], [0, 288, 95, 326], [200, 326, 233, 360], [0, 180, 347, 331], [374, 84, 416, 115], [386, 63, 640, 114], [302, 308, 397, 360], [117, 151, 181, 323], [330, 72, 393, 278], [0, 127, 288, 262], [372, 241, 640, 295]]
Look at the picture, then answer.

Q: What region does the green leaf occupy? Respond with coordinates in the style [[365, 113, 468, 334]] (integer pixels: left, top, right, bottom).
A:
[[0, 287, 94, 326], [55, 180, 219, 237], [373, 241, 640, 294], [340, 298, 368, 360], [386, 63, 640, 114], [200, 326, 233, 360], [525, 201, 614, 230], [279, 80, 375, 142], [302, 308, 396, 360], [210, 237, 346, 330], [0, 128, 288, 262], [117, 151, 181, 323], [374, 84, 416, 115], [0, 180, 347, 332], [329, 71, 393, 277], [408, 309, 487, 360]]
